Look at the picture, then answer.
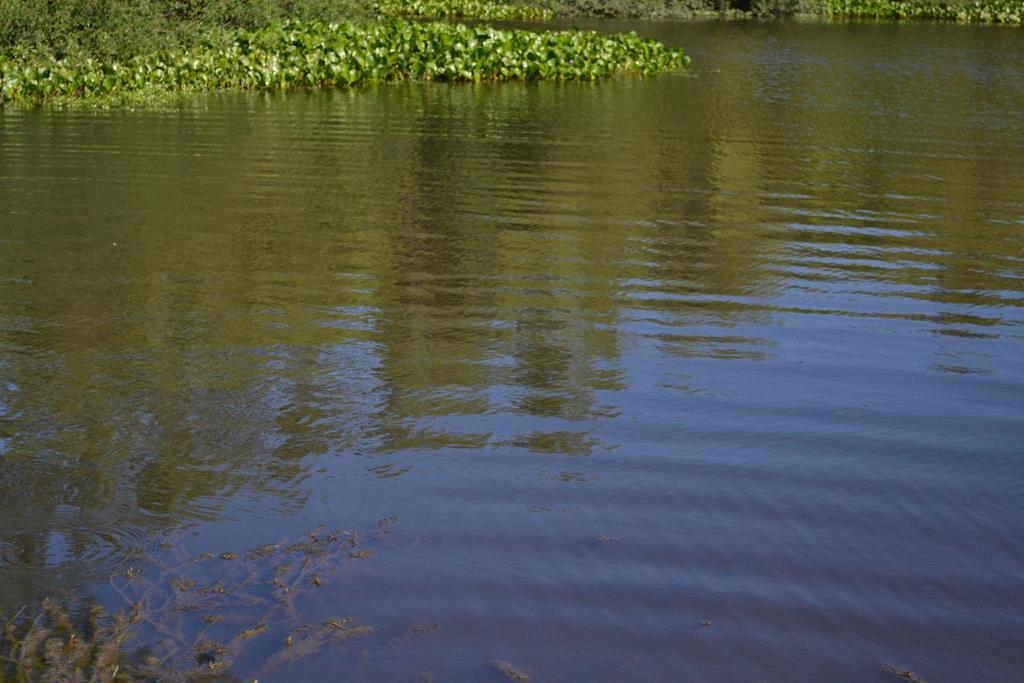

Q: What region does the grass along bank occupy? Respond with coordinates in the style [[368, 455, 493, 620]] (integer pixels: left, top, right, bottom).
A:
[[824, 0, 1022, 21], [376, 0, 554, 19], [540, 0, 1022, 22], [0, 0, 379, 61], [0, 0, 547, 62], [396, 0, 1024, 23], [0, 0, 1019, 72], [0, 19, 689, 105]]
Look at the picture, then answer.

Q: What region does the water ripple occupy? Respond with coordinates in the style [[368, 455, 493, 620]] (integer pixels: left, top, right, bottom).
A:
[[1, 18, 1024, 682]]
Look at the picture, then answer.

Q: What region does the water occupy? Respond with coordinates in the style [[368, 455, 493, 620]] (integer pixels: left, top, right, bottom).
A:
[[1, 19, 1023, 681]]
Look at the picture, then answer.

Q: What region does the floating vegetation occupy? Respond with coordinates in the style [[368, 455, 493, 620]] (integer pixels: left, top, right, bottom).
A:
[[826, 0, 1023, 22], [0, 19, 689, 106], [0, 518, 398, 681], [377, 0, 554, 19]]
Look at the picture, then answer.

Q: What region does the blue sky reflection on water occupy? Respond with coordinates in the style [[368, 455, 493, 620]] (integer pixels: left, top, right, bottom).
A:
[[1, 19, 1023, 681]]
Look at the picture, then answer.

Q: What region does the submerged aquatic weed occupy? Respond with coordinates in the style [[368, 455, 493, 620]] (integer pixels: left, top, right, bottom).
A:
[[263, 617, 374, 671], [1, 518, 398, 680], [826, 0, 1023, 22], [881, 663, 929, 683], [0, 600, 141, 682], [376, 0, 554, 19], [0, 19, 689, 106], [490, 659, 531, 681]]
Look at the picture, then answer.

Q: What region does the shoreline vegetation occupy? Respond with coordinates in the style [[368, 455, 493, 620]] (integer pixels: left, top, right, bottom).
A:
[[0, 19, 689, 106], [544, 0, 1022, 21], [823, 0, 1021, 21], [377, 0, 555, 19], [0, 0, 1019, 108]]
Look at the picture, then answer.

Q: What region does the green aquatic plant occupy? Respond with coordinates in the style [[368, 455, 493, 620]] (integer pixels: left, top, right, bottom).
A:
[[0, 19, 689, 105], [0, 520, 398, 681], [826, 0, 1023, 21], [881, 663, 929, 683], [490, 659, 532, 681], [0, 0, 381, 62], [376, 0, 554, 19], [0, 600, 140, 682]]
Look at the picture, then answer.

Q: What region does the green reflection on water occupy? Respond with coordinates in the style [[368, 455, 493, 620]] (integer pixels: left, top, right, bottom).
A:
[[0, 22, 1022, 631]]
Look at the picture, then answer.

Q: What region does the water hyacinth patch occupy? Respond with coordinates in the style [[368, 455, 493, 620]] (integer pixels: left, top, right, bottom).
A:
[[826, 0, 1023, 21], [376, 0, 555, 19], [0, 19, 689, 105]]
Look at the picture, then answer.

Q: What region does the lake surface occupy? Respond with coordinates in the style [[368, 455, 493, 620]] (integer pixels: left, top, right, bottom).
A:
[[2, 19, 1023, 681]]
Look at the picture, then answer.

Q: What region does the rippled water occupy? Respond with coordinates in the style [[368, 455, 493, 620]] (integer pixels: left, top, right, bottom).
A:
[[2, 19, 1023, 681]]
